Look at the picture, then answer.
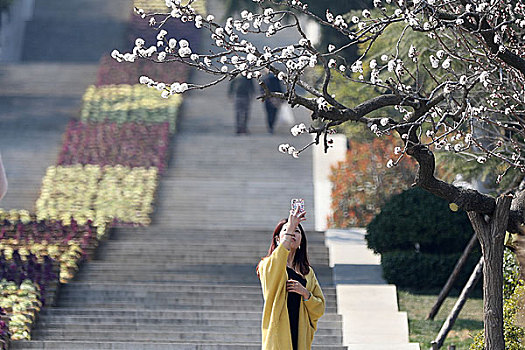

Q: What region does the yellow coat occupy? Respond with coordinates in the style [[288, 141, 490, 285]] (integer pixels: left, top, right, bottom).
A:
[[258, 243, 326, 350]]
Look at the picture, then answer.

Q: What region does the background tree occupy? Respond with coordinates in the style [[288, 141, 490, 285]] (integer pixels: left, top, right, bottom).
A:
[[118, 0, 525, 348]]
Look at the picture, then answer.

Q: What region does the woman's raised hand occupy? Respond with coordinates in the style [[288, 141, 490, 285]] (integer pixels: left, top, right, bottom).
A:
[[287, 206, 306, 231]]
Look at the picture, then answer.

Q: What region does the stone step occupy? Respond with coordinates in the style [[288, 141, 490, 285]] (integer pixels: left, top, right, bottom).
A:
[[32, 322, 342, 335], [60, 281, 337, 294], [54, 293, 337, 306], [60, 285, 336, 298], [33, 318, 340, 330], [28, 329, 343, 344], [108, 230, 328, 243], [97, 241, 329, 252], [39, 308, 341, 320], [346, 345, 421, 350], [54, 301, 337, 313], [11, 341, 348, 350]]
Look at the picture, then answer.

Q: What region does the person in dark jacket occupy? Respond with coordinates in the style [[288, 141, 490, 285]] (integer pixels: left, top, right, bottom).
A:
[[262, 73, 284, 134], [228, 76, 256, 134]]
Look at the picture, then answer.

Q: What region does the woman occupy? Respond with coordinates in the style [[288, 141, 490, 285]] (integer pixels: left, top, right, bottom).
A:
[[257, 208, 325, 350]]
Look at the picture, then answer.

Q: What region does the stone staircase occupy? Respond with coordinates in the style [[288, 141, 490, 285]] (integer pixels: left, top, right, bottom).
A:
[[5, 0, 348, 348], [13, 227, 345, 349]]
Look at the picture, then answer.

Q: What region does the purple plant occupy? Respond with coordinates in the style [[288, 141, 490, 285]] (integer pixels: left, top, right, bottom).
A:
[[0, 218, 97, 259], [0, 250, 59, 306], [57, 121, 170, 173]]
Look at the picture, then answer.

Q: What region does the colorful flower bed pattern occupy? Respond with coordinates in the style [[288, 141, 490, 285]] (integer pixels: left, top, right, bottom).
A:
[[96, 55, 191, 86], [0, 279, 43, 340], [0, 211, 98, 283], [58, 120, 170, 173], [80, 85, 182, 132], [36, 165, 158, 232]]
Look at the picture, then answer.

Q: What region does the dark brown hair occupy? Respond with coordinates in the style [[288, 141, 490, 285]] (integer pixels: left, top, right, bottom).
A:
[[256, 218, 310, 277]]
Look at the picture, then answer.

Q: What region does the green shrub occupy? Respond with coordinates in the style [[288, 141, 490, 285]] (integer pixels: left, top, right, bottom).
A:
[[469, 285, 525, 350], [366, 187, 476, 255], [381, 250, 481, 290]]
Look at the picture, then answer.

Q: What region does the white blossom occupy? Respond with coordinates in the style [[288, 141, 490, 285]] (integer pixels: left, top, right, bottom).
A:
[[370, 59, 377, 69], [477, 156, 487, 164], [158, 51, 167, 61], [386, 159, 394, 168], [387, 60, 396, 72], [291, 123, 308, 136], [429, 55, 439, 69], [278, 144, 290, 153], [351, 60, 363, 73], [316, 97, 329, 110], [380, 118, 389, 126], [441, 57, 451, 69], [135, 38, 145, 48], [326, 10, 334, 22]]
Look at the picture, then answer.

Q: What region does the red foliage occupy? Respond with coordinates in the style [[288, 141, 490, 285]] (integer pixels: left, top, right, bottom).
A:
[[328, 137, 417, 228], [96, 55, 190, 86], [57, 121, 170, 173]]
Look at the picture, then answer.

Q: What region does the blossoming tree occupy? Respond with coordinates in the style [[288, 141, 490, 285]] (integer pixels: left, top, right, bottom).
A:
[[113, 0, 525, 347]]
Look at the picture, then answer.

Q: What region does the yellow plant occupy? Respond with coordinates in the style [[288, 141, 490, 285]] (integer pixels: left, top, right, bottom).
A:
[[36, 165, 158, 234]]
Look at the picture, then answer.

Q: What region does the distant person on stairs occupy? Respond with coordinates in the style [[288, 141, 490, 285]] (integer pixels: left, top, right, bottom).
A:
[[256, 208, 325, 350], [261, 72, 283, 134], [0, 153, 7, 201], [228, 76, 255, 135]]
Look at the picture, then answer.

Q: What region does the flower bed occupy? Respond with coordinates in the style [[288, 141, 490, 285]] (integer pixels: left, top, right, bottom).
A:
[[58, 120, 170, 173], [0, 214, 97, 284], [0, 279, 43, 340], [96, 55, 190, 87], [80, 85, 182, 132], [36, 165, 158, 232]]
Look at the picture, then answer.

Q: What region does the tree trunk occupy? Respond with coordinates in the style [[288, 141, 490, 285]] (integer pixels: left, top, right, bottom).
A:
[[467, 195, 512, 350], [427, 233, 479, 320]]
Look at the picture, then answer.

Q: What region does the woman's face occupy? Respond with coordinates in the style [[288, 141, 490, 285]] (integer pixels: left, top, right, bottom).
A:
[[277, 223, 302, 250]]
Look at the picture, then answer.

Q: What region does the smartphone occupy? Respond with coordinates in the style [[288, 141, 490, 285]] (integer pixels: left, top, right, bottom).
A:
[[291, 198, 305, 213]]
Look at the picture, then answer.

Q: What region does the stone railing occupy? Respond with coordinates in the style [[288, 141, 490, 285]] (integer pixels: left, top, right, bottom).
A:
[[0, 0, 33, 62]]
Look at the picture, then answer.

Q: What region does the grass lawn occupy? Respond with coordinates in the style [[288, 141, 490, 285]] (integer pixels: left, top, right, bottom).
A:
[[398, 290, 484, 349]]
